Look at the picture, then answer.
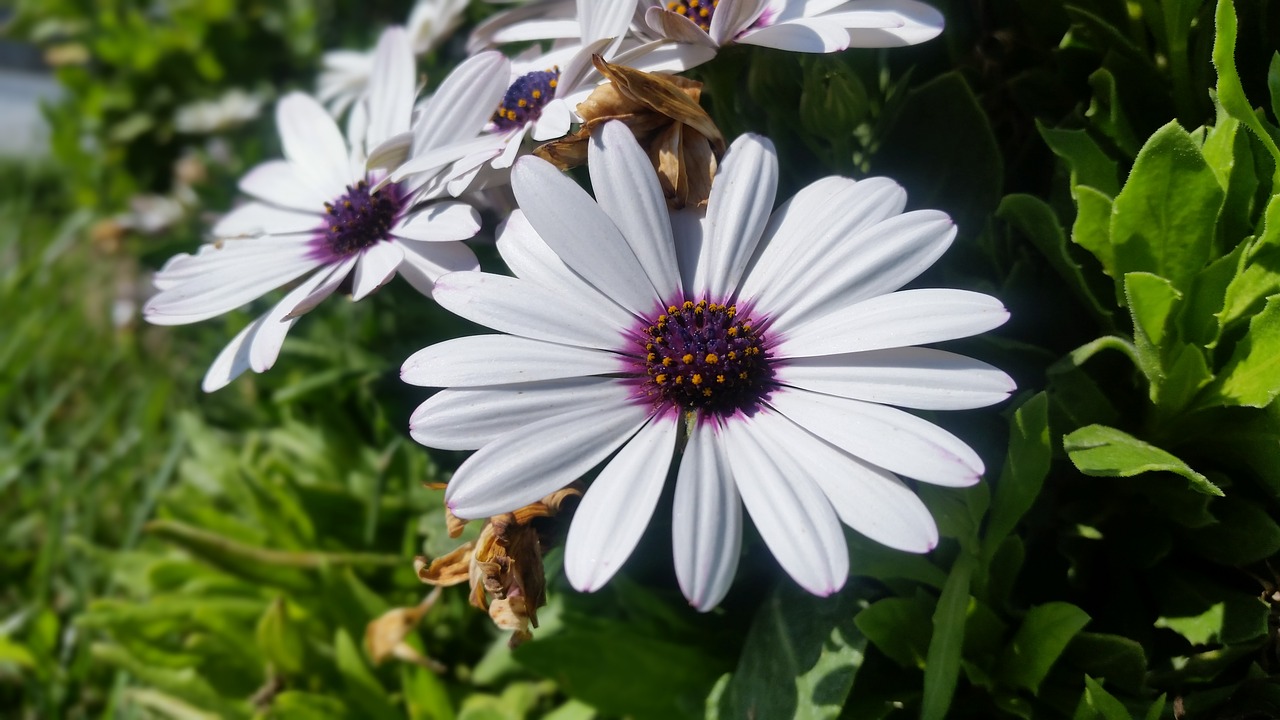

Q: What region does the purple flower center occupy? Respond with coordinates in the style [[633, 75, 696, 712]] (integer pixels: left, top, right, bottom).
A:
[[316, 179, 406, 258], [637, 299, 773, 415], [493, 68, 559, 131], [667, 0, 719, 32]]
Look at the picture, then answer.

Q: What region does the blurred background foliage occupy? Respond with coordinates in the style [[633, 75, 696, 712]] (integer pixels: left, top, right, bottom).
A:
[[3, 0, 1280, 718]]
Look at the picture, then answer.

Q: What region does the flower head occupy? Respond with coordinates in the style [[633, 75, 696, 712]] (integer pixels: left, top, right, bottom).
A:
[[403, 121, 1013, 609], [644, 0, 945, 64], [145, 28, 503, 391]]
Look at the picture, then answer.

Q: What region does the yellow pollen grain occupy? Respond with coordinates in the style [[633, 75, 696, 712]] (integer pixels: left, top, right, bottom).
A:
[[682, 353, 694, 364], [727, 308, 736, 317], [662, 357, 673, 367], [675, 376, 684, 385], [727, 350, 737, 359], [647, 353, 656, 362], [739, 371, 749, 380], [716, 374, 725, 383], [727, 327, 738, 337], [549, 78, 558, 88], [705, 353, 718, 364], [532, 90, 541, 99], [683, 301, 694, 310], [645, 343, 654, 351], [692, 374, 703, 385], [656, 374, 667, 385], [667, 305, 678, 313], [699, 7, 709, 16], [703, 389, 713, 397]]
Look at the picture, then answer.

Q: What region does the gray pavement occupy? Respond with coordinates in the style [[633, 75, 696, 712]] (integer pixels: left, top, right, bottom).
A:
[[0, 69, 61, 157]]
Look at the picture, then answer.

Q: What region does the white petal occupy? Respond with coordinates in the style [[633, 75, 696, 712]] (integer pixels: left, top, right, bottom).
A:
[[776, 289, 1010, 358], [776, 347, 1016, 410], [152, 235, 314, 290], [393, 134, 507, 184], [434, 272, 630, 350], [276, 92, 353, 201], [445, 402, 652, 518], [673, 420, 742, 611], [366, 132, 414, 172], [589, 121, 682, 302], [577, 0, 639, 45], [708, 0, 770, 45], [670, 208, 705, 296], [351, 241, 404, 301], [645, 7, 721, 47], [200, 267, 335, 391], [286, 255, 358, 318], [414, 51, 510, 154], [511, 155, 661, 314], [531, 99, 573, 142], [737, 176, 908, 313], [213, 202, 320, 238], [837, 0, 945, 47], [401, 335, 625, 387], [697, 134, 777, 299], [393, 201, 481, 242], [145, 241, 319, 325], [495, 210, 636, 328], [367, 26, 414, 150], [489, 126, 531, 171], [238, 160, 327, 213], [565, 416, 678, 591], [768, 211, 956, 330], [410, 377, 631, 450], [769, 388, 985, 486], [722, 416, 848, 596], [396, 240, 480, 297], [748, 410, 938, 552], [612, 37, 718, 73]]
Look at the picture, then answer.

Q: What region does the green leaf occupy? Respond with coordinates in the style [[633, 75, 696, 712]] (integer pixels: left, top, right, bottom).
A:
[[1155, 602, 1225, 645], [1202, 115, 1260, 245], [1072, 676, 1132, 720], [984, 393, 1051, 557], [1072, 186, 1118, 285], [519, 615, 726, 720], [1205, 296, 1280, 407], [1221, 195, 1280, 329], [1110, 121, 1224, 295], [873, 72, 1002, 238], [1180, 241, 1247, 349], [1124, 272, 1181, 384], [1063, 632, 1148, 694], [921, 552, 975, 720], [1085, 69, 1141, 157], [1039, 123, 1121, 195], [1270, 52, 1280, 125], [256, 597, 306, 676], [403, 665, 455, 720], [1213, 0, 1280, 178], [333, 629, 399, 720], [855, 596, 933, 669], [718, 583, 866, 720], [0, 636, 37, 669], [1155, 345, 1214, 415], [1064, 424, 1223, 496], [1185, 496, 1280, 566], [999, 195, 1112, 322], [995, 602, 1091, 695]]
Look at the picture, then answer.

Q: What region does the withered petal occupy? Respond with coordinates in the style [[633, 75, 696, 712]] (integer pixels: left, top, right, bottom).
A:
[[414, 543, 474, 587], [591, 55, 725, 154]]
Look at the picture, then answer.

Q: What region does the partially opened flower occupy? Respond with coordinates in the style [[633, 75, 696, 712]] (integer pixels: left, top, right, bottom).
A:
[[145, 29, 507, 391], [535, 54, 725, 209], [403, 121, 1014, 609], [644, 0, 945, 63], [318, 0, 470, 115]]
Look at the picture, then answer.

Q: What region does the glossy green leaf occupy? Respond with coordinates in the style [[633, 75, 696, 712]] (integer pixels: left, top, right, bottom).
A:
[[855, 596, 933, 669], [1064, 424, 1223, 496], [921, 552, 975, 720], [1000, 195, 1112, 321], [1072, 186, 1118, 284], [1124, 271, 1181, 384], [256, 597, 306, 676], [1072, 676, 1132, 720], [718, 583, 866, 720], [985, 393, 1051, 557], [995, 602, 1091, 695], [1085, 69, 1140, 157], [1110, 121, 1224, 296]]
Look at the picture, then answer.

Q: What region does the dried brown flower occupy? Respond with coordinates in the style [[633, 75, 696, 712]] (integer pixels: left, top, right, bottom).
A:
[[415, 486, 581, 647], [535, 55, 725, 209]]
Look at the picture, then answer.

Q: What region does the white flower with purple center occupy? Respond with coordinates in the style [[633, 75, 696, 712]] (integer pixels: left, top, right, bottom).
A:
[[402, 121, 1014, 609], [145, 28, 505, 391], [644, 0, 945, 59]]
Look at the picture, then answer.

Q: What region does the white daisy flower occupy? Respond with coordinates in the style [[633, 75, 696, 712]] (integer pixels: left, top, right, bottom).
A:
[[318, 0, 471, 116], [643, 0, 944, 59], [402, 121, 1014, 609], [145, 28, 508, 392]]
